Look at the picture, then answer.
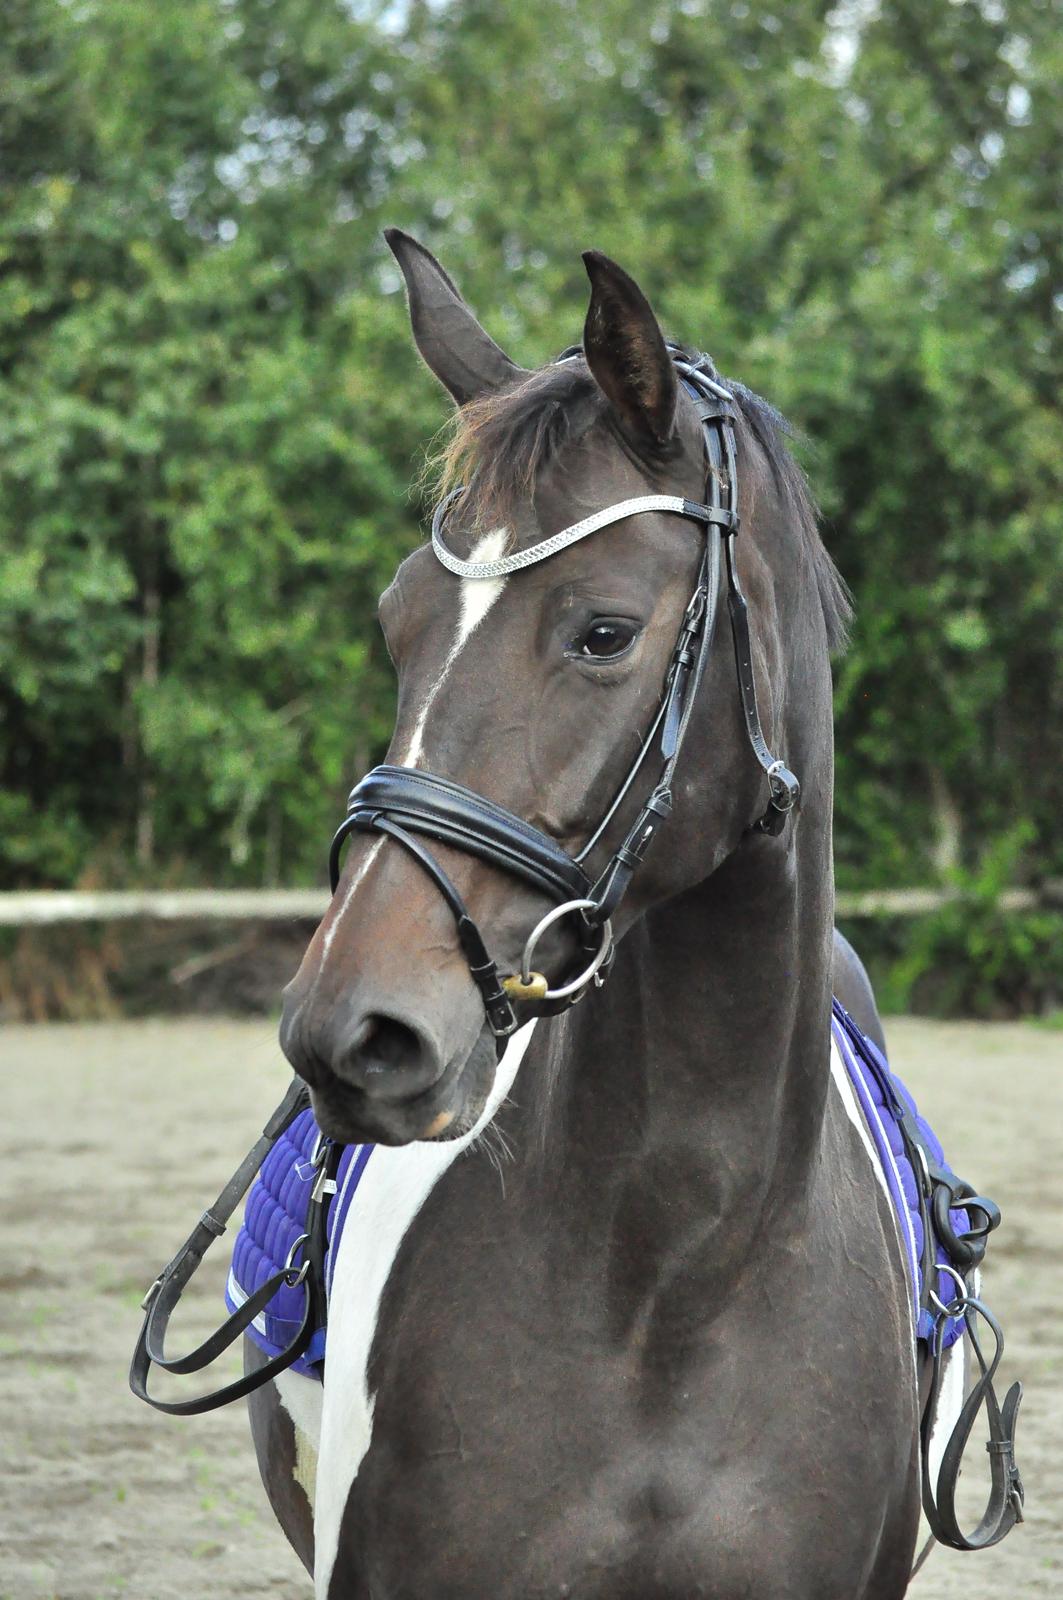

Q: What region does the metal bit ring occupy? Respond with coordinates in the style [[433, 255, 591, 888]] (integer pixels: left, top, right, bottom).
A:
[[518, 898, 614, 1002], [929, 1261, 971, 1319]]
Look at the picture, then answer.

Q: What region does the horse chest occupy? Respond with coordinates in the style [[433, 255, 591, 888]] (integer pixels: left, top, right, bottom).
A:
[[290, 1142, 915, 1600], [307, 1291, 914, 1600], [253, 1021, 929, 1598]]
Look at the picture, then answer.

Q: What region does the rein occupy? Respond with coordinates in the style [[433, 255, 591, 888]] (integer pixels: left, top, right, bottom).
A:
[[328, 353, 799, 1038], [129, 1078, 340, 1415]]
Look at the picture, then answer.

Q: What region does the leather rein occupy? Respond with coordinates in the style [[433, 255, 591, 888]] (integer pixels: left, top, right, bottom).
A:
[[328, 353, 800, 1039]]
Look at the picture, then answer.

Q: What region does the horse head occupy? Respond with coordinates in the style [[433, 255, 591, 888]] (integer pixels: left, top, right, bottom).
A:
[[279, 231, 843, 1146]]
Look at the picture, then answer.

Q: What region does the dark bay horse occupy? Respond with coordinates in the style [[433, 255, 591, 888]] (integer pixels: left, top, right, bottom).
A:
[[249, 233, 933, 1598]]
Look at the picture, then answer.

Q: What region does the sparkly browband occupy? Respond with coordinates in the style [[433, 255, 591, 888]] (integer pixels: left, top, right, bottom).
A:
[[431, 488, 735, 580]]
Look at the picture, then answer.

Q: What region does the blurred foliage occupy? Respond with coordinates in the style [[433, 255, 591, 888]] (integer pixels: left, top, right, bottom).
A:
[[845, 824, 1063, 1017], [0, 917, 309, 1022], [1, 0, 1061, 1009]]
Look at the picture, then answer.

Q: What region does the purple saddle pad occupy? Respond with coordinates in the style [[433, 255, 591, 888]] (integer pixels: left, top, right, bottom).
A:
[[227, 1004, 968, 1379], [832, 1000, 969, 1348], [225, 1113, 373, 1377]]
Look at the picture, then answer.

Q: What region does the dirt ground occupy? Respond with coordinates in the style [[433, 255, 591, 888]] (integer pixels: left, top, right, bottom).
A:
[[1, 1015, 1059, 1599]]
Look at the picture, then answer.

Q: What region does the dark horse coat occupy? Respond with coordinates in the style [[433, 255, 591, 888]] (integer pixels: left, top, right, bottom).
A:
[[249, 236, 941, 1598]]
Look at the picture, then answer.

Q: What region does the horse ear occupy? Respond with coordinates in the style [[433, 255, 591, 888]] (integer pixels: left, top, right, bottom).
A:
[[581, 251, 678, 448], [384, 228, 526, 406]]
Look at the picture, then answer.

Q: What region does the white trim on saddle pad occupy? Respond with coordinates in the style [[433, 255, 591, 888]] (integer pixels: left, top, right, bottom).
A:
[[828, 1030, 919, 1350], [828, 1024, 970, 1581]]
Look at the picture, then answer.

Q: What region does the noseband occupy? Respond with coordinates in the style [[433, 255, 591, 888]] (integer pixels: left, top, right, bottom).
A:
[[329, 353, 800, 1038]]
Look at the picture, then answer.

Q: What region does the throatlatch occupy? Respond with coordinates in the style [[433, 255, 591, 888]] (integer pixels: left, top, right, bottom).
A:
[[329, 350, 799, 1037]]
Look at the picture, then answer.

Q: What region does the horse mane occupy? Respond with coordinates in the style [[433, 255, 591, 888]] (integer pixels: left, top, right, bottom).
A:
[[430, 349, 852, 653], [727, 379, 853, 654]]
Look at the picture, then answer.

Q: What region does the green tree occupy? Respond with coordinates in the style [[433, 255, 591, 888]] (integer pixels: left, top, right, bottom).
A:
[[1, 0, 1060, 937]]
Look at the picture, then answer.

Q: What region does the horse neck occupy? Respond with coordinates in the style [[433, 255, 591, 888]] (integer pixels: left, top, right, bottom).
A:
[[522, 787, 834, 1285]]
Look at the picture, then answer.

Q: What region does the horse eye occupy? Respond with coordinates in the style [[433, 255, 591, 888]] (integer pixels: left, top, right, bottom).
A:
[[576, 619, 639, 660]]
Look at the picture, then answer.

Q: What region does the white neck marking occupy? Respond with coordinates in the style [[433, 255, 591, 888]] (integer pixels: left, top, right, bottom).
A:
[[312, 1020, 536, 1596]]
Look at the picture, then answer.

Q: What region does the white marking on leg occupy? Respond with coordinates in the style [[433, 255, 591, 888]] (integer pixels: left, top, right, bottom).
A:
[[313, 1020, 535, 1598], [272, 1371, 325, 1511], [293, 1431, 318, 1509], [275, 1368, 324, 1449]]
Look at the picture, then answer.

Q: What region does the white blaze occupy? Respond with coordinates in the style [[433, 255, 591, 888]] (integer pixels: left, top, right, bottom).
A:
[[401, 528, 509, 768], [317, 528, 508, 970]]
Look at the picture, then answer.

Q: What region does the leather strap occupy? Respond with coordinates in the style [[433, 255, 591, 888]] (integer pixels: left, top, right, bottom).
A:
[[331, 765, 590, 906], [587, 534, 720, 921], [371, 815, 519, 1038], [129, 1079, 340, 1415], [921, 1295, 1024, 1550], [713, 412, 800, 836]]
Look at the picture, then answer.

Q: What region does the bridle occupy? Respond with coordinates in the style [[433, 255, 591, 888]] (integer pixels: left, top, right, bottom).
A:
[[328, 351, 800, 1039]]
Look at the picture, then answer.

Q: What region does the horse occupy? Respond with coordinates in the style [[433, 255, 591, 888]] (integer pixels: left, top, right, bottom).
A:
[[242, 233, 958, 1598]]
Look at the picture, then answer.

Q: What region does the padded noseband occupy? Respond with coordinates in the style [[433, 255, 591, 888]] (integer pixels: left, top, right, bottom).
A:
[[329, 766, 590, 906]]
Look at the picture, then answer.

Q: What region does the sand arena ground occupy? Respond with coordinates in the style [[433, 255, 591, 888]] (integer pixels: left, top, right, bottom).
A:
[[1, 1015, 1060, 1598]]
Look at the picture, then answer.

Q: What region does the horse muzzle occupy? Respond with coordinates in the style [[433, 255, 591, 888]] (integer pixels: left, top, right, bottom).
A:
[[281, 989, 500, 1147]]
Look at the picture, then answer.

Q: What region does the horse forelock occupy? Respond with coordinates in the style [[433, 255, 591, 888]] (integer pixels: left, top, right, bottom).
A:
[[427, 349, 852, 653], [429, 361, 601, 539]]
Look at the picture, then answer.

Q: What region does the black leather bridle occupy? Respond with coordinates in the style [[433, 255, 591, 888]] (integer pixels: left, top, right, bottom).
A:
[[328, 352, 800, 1038]]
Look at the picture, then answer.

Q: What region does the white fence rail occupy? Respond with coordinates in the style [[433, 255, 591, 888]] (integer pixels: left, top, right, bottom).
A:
[[1, 883, 1061, 926], [0, 889, 328, 926]]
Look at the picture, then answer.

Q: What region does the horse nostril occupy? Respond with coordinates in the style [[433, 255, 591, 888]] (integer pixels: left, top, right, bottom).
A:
[[358, 1014, 423, 1074], [334, 1011, 443, 1099]]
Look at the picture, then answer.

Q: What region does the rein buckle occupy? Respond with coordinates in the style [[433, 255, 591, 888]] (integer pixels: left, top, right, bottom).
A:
[[140, 1276, 163, 1313]]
